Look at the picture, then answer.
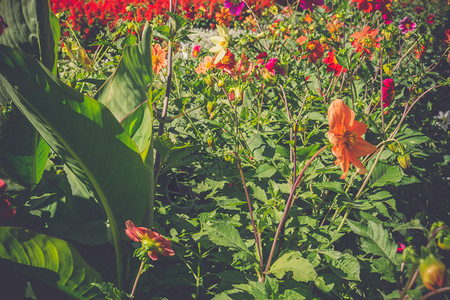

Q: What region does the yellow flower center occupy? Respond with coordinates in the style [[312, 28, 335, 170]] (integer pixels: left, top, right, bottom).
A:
[[220, 41, 227, 47], [386, 4, 392, 12], [308, 43, 316, 51], [343, 131, 357, 149], [222, 55, 230, 64], [406, 23, 410, 28], [205, 61, 212, 68]]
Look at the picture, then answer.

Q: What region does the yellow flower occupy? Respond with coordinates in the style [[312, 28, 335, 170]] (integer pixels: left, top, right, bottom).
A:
[[209, 25, 229, 64]]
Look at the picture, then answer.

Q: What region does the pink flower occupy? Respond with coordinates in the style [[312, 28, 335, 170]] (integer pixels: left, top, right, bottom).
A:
[[382, 78, 395, 107], [299, 0, 324, 12], [224, 0, 245, 16], [414, 6, 424, 14], [375, 0, 394, 24], [192, 45, 201, 57], [396, 242, 406, 254], [426, 14, 435, 24], [0, 179, 6, 193], [398, 17, 416, 34], [125, 220, 174, 261]]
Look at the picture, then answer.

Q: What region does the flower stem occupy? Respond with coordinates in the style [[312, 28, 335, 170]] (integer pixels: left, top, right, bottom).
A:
[[264, 145, 327, 274], [129, 260, 145, 299]]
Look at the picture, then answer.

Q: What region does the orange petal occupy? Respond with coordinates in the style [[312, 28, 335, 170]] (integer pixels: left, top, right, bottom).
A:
[[351, 137, 377, 157], [328, 99, 354, 134], [348, 150, 367, 175], [349, 119, 368, 136]]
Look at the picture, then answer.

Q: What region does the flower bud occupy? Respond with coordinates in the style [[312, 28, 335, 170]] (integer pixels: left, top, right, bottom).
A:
[[438, 235, 450, 251], [207, 101, 214, 115], [397, 153, 411, 169], [204, 75, 213, 87], [218, 80, 225, 87], [419, 255, 447, 291]]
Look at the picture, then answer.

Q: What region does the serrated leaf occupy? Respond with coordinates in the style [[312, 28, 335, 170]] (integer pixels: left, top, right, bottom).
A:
[[347, 220, 397, 264], [205, 223, 249, 252], [369, 163, 403, 188], [321, 251, 360, 281], [393, 219, 427, 232], [0, 227, 102, 299], [270, 251, 317, 282]]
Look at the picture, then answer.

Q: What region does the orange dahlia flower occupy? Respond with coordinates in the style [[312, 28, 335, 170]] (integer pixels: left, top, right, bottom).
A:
[[328, 99, 377, 179], [195, 56, 214, 74], [351, 26, 380, 57], [215, 7, 233, 27], [152, 44, 167, 75]]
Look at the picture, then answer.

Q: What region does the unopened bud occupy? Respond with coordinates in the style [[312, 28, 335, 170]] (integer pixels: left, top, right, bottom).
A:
[[397, 154, 411, 169], [419, 255, 447, 291], [204, 75, 213, 86]]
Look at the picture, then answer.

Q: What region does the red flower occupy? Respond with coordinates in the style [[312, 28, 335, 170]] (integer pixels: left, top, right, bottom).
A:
[[0, 179, 6, 193], [414, 6, 424, 14], [256, 52, 267, 59], [305, 40, 324, 63], [375, 0, 394, 24], [444, 29, 450, 44], [323, 51, 347, 76], [0, 180, 16, 224], [426, 14, 435, 24], [353, 0, 375, 13], [125, 220, 174, 261], [396, 242, 406, 254], [382, 78, 395, 107], [192, 45, 201, 58]]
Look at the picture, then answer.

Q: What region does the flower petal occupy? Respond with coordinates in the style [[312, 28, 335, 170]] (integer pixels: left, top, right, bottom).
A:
[[351, 137, 377, 157]]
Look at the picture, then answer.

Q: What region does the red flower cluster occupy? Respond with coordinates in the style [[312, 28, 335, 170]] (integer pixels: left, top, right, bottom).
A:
[[352, 0, 394, 24], [50, 0, 273, 38], [0, 179, 16, 225], [323, 51, 347, 76]]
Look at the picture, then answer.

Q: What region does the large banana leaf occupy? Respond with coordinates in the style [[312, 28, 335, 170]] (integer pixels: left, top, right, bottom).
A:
[[0, 227, 102, 299], [0, 45, 150, 284], [0, 0, 58, 187], [95, 24, 153, 122]]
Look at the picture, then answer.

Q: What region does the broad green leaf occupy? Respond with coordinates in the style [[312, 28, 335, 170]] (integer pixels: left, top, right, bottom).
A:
[[321, 250, 361, 281], [0, 0, 58, 186], [247, 133, 265, 161], [0, 0, 56, 71], [0, 45, 148, 225], [231, 251, 258, 271], [205, 222, 249, 252], [314, 273, 342, 293], [0, 227, 102, 299], [95, 23, 153, 121], [121, 102, 153, 153], [0, 45, 150, 284], [369, 163, 403, 188], [254, 163, 277, 178], [270, 251, 317, 282], [313, 181, 345, 195], [347, 220, 397, 264]]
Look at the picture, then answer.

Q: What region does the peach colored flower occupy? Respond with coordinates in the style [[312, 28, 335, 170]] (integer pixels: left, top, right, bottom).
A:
[[152, 44, 167, 75], [327, 99, 377, 179], [195, 56, 214, 74]]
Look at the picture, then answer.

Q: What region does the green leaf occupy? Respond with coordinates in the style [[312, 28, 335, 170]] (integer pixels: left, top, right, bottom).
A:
[[369, 163, 403, 188], [0, 227, 102, 299], [0, 0, 58, 186], [392, 219, 427, 232], [321, 251, 361, 281], [270, 251, 317, 282], [313, 181, 345, 195], [0, 0, 57, 71], [231, 251, 258, 271], [0, 45, 150, 285], [347, 220, 397, 264], [314, 273, 342, 293], [95, 24, 153, 121], [254, 163, 277, 178], [205, 222, 249, 252]]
